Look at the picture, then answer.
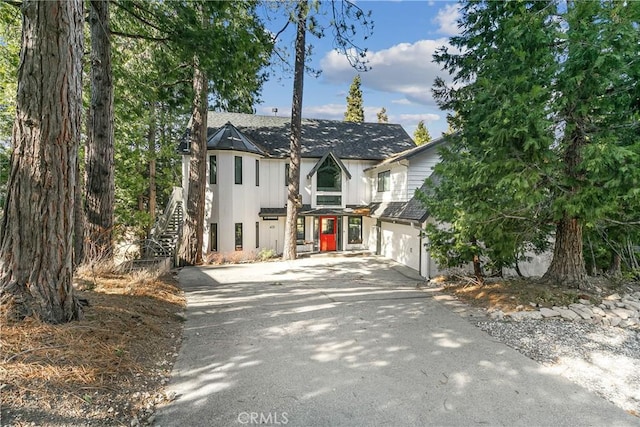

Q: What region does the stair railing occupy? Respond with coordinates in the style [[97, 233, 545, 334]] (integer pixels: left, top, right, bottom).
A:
[[150, 186, 183, 241]]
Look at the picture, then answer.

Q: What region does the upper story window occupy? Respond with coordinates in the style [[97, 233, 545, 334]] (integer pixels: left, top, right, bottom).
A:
[[255, 159, 260, 186], [209, 155, 217, 185], [235, 156, 242, 184], [317, 156, 341, 191], [377, 170, 390, 192]]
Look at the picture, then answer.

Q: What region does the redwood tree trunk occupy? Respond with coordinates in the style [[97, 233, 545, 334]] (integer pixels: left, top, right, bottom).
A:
[[84, 0, 115, 260], [542, 216, 588, 288], [282, 1, 307, 261], [177, 61, 208, 266], [0, 0, 84, 323]]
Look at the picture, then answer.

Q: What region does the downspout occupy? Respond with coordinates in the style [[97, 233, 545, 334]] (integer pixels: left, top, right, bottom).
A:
[[418, 223, 422, 277]]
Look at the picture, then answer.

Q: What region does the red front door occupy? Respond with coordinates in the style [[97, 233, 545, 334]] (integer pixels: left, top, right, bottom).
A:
[[319, 216, 337, 251]]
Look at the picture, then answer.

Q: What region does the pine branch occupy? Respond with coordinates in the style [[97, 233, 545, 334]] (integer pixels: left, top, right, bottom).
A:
[[111, 30, 168, 42]]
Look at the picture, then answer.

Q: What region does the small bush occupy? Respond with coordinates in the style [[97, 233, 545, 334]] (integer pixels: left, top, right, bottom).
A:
[[257, 248, 277, 261]]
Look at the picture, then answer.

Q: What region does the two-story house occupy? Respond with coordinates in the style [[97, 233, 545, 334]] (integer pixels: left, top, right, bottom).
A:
[[178, 112, 445, 277]]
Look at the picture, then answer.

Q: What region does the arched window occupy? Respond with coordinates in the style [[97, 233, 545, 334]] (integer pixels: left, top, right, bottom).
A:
[[317, 156, 341, 191]]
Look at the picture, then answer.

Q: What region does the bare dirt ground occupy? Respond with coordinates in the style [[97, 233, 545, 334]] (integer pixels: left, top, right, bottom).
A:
[[1, 270, 186, 427]]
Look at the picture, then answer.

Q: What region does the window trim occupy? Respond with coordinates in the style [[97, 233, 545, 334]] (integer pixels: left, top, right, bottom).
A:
[[255, 222, 259, 248], [235, 156, 243, 185], [209, 155, 217, 185], [285, 163, 290, 187], [210, 223, 218, 251], [296, 217, 305, 244], [348, 216, 363, 244], [235, 223, 243, 251], [377, 170, 390, 192], [255, 159, 259, 186]]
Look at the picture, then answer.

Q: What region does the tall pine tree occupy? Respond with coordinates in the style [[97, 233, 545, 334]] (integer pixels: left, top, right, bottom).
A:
[[413, 120, 431, 145], [344, 74, 364, 122]]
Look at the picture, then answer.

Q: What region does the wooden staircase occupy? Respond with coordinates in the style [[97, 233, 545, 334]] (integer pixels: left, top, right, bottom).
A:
[[149, 187, 183, 262]]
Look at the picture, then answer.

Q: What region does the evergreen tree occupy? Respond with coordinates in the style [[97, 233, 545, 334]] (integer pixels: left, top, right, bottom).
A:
[[0, 0, 84, 322], [344, 74, 364, 122], [413, 120, 431, 145], [376, 107, 388, 123], [427, 0, 640, 287]]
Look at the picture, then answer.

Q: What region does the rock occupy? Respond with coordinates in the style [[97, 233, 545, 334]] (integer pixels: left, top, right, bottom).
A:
[[569, 304, 593, 320], [554, 306, 579, 321], [605, 293, 621, 300], [578, 298, 591, 305], [610, 316, 622, 327], [622, 300, 640, 311], [489, 310, 504, 320], [611, 308, 633, 320], [591, 306, 606, 317], [131, 416, 140, 427], [540, 307, 560, 318]]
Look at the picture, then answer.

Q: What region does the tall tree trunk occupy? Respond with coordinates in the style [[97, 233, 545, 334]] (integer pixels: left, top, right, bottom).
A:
[[84, 0, 114, 260], [282, 1, 307, 261], [607, 252, 621, 277], [74, 155, 84, 267], [148, 102, 157, 229], [0, 0, 84, 323], [177, 60, 208, 266], [543, 216, 588, 288]]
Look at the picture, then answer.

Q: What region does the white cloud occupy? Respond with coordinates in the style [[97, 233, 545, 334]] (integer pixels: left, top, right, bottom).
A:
[[396, 113, 440, 124], [319, 38, 453, 106], [391, 98, 413, 105], [434, 4, 461, 36], [304, 103, 346, 120]]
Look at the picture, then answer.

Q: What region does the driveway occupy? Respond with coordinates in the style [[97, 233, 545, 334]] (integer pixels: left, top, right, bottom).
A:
[[154, 256, 637, 426]]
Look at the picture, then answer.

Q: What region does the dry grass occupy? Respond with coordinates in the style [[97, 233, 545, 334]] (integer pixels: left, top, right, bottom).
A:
[[1, 269, 185, 426], [438, 276, 593, 313]]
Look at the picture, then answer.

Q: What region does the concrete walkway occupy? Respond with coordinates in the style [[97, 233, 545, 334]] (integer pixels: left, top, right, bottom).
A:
[[154, 256, 638, 426]]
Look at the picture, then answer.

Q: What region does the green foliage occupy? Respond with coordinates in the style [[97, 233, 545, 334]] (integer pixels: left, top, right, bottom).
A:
[[0, 4, 20, 145], [413, 120, 431, 146], [344, 74, 364, 122], [426, 1, 640, 280]]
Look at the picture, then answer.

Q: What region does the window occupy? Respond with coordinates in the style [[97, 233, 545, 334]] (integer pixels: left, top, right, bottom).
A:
[[348, 217, 362, 244], [209, 155, 217, 185], [285, 163, 290, 186], [255, 159, 259, 186], [316, 195, 342, 206], [255, 222, 259, 248], [317, 156, 341, 191], [296, 217, 305, 244], [377, 170, 390, 192], [235, 223, 243, 250], [210, 223, 218, 251], [235, 156, 243, 184]]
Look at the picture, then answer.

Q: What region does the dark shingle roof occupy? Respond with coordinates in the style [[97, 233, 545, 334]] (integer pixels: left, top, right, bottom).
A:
[[206, 122, 267, 155], [365, 133, 449, 171], [179, 112, 416, 160]]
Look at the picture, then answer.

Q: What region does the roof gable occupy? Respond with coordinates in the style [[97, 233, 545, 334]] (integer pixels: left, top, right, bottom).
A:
[[306, 152, 352, 180], [365, 133, 450, 172]]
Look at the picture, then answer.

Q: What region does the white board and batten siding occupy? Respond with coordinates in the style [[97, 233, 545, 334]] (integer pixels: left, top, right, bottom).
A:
[[370, 162, 409, 203], [407, 150, 440, 196]]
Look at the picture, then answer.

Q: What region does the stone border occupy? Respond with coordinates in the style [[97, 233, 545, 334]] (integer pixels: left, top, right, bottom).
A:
[[489, 291, 640, 329]]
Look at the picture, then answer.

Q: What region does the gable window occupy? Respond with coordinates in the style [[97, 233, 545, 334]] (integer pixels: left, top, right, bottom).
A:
[[317, 156, 341, 191], [209, 155, 217, 185], [210, 223, 218, 251], [255, 159, 260, 186], [296, 217, 305, 244], [235, 156, 243, 184], [235, 223, 243, 250], [285, 163, 290, 186], [348, 217, 362, 244], [377, 170, 390, 192]]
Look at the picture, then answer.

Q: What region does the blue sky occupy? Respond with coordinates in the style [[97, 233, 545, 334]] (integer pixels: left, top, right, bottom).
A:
[[255, 1, 460, 138]]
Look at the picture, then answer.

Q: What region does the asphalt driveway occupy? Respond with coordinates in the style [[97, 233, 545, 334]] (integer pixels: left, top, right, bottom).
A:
[[154, 256, 637, 426]]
